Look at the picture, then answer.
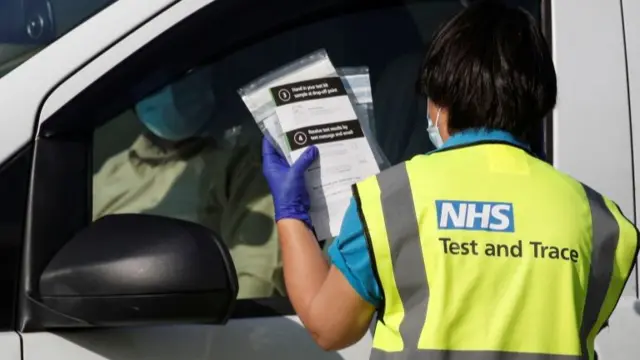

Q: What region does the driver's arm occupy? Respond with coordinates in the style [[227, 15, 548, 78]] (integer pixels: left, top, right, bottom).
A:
[[219, 145, 285, 299]]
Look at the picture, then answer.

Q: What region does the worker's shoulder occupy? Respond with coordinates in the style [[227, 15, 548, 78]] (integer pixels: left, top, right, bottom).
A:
[[541, 162, 633, 223], [529, 156, 582, 184], [354, 161, 415, 198], [355, 152, 464, 189], [578, 181, 635, 226]]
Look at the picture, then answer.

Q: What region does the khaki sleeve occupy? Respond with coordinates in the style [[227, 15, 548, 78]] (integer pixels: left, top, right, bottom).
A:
[[91, 151, 129, 221], [219, 145, 284, 299]]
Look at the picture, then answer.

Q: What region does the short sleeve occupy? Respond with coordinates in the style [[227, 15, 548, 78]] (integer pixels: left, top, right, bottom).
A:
[[328, 197, 383, 307]]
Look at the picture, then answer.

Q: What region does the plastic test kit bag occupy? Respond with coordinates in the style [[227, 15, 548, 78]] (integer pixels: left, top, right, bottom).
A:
[[238, 50, 387, 169], [337, 67, 391, 170], [238, 49, 338, 164], [239, 51, 386, 239]]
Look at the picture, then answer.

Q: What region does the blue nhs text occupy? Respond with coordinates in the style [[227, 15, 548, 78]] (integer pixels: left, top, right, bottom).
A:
[[435, 200, 515, 232]]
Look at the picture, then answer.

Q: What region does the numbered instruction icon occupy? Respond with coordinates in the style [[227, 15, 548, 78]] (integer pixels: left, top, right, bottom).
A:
[[293, 131, 308, 146], [278, 89, 292, 102]]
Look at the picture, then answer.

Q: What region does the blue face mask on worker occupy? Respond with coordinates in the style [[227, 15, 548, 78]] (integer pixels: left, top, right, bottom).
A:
[[426, 107, 444, 148], [135, 69, 216, 142]]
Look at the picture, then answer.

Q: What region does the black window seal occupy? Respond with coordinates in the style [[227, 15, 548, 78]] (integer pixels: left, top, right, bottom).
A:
[[0, 142, 35, 332], [231, 297, 294, 319], [618, 0, 638, 297], [540, 0, 553, 164]]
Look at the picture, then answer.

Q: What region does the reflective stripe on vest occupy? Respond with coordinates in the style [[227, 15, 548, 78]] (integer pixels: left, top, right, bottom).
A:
[[354, 147, 639, 360]]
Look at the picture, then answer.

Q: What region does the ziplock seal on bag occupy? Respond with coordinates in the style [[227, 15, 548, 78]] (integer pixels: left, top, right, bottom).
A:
[[337, 67, 391, 170], [238, 49, 338, 164]]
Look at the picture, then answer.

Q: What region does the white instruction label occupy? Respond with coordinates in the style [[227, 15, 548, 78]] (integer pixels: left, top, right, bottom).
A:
[[270, 77, 380, 240]]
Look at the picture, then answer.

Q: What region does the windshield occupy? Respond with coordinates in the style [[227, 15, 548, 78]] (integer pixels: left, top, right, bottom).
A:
[[0, 0, 118, 78]]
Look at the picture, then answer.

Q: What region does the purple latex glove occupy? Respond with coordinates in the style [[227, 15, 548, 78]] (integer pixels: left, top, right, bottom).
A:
[[262, 137, 319, 229]]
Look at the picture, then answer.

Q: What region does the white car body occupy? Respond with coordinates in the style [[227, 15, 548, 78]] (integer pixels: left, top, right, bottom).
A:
[[0, 0, 637, 359]]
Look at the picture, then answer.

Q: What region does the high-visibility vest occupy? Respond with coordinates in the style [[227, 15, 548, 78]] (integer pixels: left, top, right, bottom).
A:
[[353, 142, 639, 360]]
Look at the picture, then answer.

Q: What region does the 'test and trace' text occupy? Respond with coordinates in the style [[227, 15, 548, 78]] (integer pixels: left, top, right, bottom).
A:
[[435, 200, 580, 263]]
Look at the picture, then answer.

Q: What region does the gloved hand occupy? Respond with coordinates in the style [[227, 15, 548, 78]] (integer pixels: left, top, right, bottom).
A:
[[262, 137, 319, 229]]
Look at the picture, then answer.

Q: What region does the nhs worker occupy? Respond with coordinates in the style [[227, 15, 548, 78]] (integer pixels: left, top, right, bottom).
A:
[[261, 1, 639, 359], [93, 66, 284, 299]]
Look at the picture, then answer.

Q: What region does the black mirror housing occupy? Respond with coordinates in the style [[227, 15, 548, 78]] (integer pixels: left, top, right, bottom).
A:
[[38, 214, 238, 328]]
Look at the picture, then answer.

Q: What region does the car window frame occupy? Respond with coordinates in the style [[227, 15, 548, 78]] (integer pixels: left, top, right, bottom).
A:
[[33, 0, 551, 320], [0, 143, 34, 331]]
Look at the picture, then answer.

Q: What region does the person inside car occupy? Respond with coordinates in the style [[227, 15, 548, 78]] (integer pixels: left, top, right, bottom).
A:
[[92, 66, 284, 299]]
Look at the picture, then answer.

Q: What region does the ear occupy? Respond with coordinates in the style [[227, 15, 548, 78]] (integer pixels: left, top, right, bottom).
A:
[[427, 99, 437, 120], [428, 100, 445, 123], [436, 107, 451, 141]]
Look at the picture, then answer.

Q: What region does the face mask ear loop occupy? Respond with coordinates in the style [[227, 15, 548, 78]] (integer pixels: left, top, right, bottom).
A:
[[435, 108, 441, 127]]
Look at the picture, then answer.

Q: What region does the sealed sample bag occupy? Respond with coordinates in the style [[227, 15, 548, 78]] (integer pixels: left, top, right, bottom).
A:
[[239, 50, 382, 240], [238, 49, 338, 164], [338, 67, 390, 170]]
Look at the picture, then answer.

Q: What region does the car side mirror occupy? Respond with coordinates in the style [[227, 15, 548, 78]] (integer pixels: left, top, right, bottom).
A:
[[38, 214, 238, 328]]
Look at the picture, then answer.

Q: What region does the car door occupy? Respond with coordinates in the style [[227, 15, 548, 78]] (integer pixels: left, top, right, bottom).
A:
[[0, 144, 30, 360], [5, 1, 638, 360], [0, 2, 174, 359], [16, 0, 450, 358], [15, 0, 486, 359], [622, 0, 640, 266], [595, 0, 640, 356], [551, 0, 639, 358]]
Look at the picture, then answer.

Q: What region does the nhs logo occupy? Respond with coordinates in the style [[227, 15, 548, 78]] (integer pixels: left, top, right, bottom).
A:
[[436, 200, 515, 232]]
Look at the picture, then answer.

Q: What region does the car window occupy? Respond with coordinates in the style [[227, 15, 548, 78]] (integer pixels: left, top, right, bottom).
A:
[[0, 0, 118, 78], [91, 0, 543, 302]]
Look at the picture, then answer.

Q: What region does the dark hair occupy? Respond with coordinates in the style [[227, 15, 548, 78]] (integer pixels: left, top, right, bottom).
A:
[[420, 0, 557, 141]]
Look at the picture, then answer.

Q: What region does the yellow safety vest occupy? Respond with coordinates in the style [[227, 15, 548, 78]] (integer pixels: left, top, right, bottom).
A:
[[354, 142, 639, 360]]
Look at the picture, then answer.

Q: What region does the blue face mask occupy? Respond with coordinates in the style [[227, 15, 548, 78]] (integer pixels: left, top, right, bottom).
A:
[[426, 108, 444, 148], [135, 69, 216, 142]]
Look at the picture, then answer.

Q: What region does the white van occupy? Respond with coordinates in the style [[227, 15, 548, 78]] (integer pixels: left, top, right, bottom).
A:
[[0, 0, 638, 359]]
